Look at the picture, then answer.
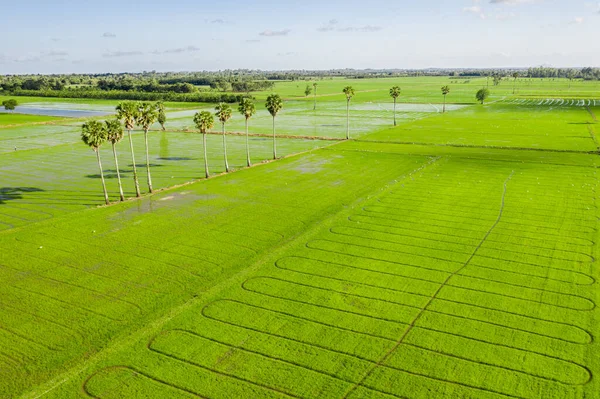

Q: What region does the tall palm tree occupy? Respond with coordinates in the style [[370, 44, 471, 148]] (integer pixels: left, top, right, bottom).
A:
[[313, 82, 318, 111], [238, 98, 256, 167], [136, 102, 158, 193], [389, 86, 401, 126], [441, 86, 450, 113], [343, 86, 355, 139], [265, 94, 283, 159], [81, 120, 110, 205], [215, 103, 233, 172], [105, 119, 125, 201], [194, 111, 214, 178], [116, 101, 141, 197], [156, 101, 167, 130], [512, 72, 519, 94]]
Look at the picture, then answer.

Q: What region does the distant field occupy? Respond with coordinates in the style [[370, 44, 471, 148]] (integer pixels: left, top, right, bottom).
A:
[[1, 78, 600, 399], [362, 103, 599, 152], [0, 113, 63, 126], [255, 76, 600, 104]]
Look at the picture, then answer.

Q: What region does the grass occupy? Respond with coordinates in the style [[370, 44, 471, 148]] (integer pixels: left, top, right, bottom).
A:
[[1, 78, 600, 399], [0, 113, 64, 126]]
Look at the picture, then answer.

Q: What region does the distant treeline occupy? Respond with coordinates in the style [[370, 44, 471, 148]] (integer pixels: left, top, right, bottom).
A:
[[8, 89, 245, 103], [456, 67, 600, 80], [0, 73, 276, 95]]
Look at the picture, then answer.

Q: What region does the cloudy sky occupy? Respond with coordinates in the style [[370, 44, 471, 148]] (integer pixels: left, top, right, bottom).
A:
[[1, 0, 598, 74]]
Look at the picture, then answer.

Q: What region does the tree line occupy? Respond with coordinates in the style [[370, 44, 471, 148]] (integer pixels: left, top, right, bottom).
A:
[[81, 96, 283, 204]]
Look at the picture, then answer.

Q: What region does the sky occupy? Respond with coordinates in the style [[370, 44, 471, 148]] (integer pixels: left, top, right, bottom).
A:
[[0, 0, 598, 74]]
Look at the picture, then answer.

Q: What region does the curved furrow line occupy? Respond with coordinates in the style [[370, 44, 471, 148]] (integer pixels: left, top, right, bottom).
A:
[[82, 366, 207, 399]]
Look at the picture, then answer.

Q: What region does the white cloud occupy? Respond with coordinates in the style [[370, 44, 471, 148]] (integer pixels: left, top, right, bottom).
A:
[[102, 32, 117, 38], [570, 17, 585, 24], [463, 6, 486, 19], [337, 25, 383, 32], [259, 29, 290, 37], [490, 0, 539, 4], [102, 51, 143, 58], [318, 20, 382, 33], [151, 46, 200, 55]]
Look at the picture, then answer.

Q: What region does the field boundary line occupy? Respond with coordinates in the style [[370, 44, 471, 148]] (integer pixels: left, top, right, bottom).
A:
[[160, 127, 346, 141], [587, 125, 599, 152], [355, 139, 598, 155], [585, 106, 597, 122], [342, 170, 515, 398]]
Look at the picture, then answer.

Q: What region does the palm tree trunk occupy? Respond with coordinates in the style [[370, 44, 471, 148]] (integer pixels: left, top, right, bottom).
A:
[[513, 80, 516, 94], [222, 122, 229, 172], [144, 129, 153, 193], [393, 98, 396, 126], [272, 116, 277, 159], [245, 118, 251, 167], [96, 149, 110, 205], [346, 100, 350, 140], [112, 142, 125, 201], [443, 95, 446, 113], [127, 129, 141, 197], [313, 88, 317, 111], [203, 132, 209, 178]]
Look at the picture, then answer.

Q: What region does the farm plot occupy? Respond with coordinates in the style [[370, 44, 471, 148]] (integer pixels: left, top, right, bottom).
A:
[[361, 103, 599, 152], [0, 113, 65, 126], [33, 147, 600, 399], [0, 147, 433, 399], [503, 98, 600, 107], [161, 100, 440, 140], [0, 125, 333, 230]]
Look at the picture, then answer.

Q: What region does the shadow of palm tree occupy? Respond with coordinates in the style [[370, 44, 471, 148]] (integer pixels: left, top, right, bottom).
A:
[[0, 187, 45, 204]]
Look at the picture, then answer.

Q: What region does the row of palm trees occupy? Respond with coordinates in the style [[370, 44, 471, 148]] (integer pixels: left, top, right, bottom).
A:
[[82, 85, 459, 204], [81, 95, 285, 205], [81, 101, 166, 204]]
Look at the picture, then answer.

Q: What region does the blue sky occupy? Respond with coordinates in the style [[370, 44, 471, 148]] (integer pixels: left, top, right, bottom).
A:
[[1, 0, 598, 74]]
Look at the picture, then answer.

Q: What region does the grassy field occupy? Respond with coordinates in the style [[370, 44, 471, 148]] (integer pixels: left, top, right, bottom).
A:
[[0, 113, 65, 126], [0, 77, 599, 399]]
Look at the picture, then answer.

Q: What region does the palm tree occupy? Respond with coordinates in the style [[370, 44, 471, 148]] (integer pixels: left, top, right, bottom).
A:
[[265, 94, 283, 159], [389, 86, 401, 126], [105, 119, 125, 201], [343, 86, 355, 139], [194, 111, 214, 178], [156, 101, 167, 130], [238, 98, 256, 167], [136, 102, 158, 193], [512, 72, 519, 94], [313, 82, 318, 111], [81, 121, 110, 205], [215, 103, 233, 172], [116, 101, 141, 197], [441, 86, 450, 113]]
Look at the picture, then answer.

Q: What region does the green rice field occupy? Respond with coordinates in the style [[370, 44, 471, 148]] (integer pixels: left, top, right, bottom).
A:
[[1, 77, 599, 399]]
